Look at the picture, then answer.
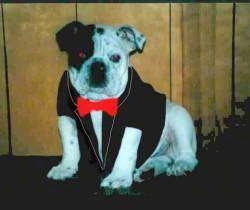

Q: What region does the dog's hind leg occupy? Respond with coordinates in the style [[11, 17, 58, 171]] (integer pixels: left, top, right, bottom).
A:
[[134, 110, 172, 181], [134, 101, 198, 182], [163, 102, 198, 176]]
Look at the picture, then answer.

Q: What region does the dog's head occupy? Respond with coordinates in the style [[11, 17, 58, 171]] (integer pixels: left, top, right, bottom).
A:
[[56, 21, 146, 100]]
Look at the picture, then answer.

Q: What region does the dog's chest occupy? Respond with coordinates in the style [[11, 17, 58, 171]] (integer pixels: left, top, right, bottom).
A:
[[90, 111, 103, 160]]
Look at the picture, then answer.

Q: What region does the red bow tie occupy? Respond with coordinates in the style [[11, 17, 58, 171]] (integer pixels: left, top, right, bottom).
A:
[[76, 97, 118, 117]]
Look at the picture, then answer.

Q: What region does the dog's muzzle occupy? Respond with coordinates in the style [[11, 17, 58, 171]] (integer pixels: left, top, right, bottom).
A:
[[89, 61, 106, 87]]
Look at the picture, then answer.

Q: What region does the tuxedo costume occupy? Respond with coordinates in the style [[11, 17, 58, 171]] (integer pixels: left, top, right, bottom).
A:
[[57, 67, 166, 176], [47, 21, 198, 186]]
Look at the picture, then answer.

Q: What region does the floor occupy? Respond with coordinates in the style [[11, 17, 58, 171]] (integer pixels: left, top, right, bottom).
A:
[[0, 122, 248, 206]]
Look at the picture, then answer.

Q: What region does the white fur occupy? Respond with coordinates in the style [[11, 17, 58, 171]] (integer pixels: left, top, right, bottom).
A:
[[100, 127, 142, 188], [90, 111, 103, 161], [48, 24, 198, 188], [47, 116, 80, 180]]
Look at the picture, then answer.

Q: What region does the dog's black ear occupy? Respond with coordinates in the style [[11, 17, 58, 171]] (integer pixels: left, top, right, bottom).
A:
[[116, 25, 146, 55], [56, 21, 95, 69], [56, 21, 85, 52]]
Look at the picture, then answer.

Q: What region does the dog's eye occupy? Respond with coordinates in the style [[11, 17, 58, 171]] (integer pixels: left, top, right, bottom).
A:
[[110, 54, 121, 63], [78, 51, 86, 59]]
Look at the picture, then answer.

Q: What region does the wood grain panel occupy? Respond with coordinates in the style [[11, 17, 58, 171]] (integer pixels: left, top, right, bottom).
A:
[[0, 6, 9, 155], [235, 4, 250, 103], [78, 3, 170, 96], [4, 4, 75, 155], [182, 4, 201, 120], [200, 4, 216, 135], [214, 4, 232, 128], [171, 4, 183, 105]]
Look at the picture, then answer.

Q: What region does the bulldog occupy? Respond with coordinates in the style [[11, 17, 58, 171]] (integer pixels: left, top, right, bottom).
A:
[[47, 21, 198, 189]]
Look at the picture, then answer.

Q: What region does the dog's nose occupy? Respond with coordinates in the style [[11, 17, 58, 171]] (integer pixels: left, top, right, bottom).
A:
[[89, 61, 106, 86], [91, 61, 106, 72]]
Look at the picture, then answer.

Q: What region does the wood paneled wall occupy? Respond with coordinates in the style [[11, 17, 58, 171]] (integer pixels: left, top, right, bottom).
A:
[[214, 4, 233, 130], [3, 4, 76, 155], [0, 6, 9, 154], [235, 4, 250, 103], [171, 3, 233, 136], [0, 3, 249, 155]]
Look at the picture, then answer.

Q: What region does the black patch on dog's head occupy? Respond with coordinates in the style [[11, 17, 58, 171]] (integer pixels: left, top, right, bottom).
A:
[[56, 21, 95, 70]]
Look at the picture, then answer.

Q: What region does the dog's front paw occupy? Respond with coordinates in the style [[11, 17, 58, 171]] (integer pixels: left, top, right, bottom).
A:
[[47, 162, 78, 181], [100, 173, 133, 189]]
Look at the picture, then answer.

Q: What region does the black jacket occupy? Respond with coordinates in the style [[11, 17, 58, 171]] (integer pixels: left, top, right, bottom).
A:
[[57, 67, 166, 174]]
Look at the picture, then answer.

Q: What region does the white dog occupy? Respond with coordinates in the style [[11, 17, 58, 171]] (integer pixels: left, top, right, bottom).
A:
[[47, 21, 198, 190]]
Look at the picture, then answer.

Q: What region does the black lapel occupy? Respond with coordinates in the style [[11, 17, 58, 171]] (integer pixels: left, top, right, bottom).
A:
[[118, 67, 134, 107], [79, 114, 100, 161]]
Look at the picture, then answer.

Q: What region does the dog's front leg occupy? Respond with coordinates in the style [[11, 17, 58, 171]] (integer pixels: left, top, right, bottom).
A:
[[100, 127, 142, 189], [47, 116, 80, 180]]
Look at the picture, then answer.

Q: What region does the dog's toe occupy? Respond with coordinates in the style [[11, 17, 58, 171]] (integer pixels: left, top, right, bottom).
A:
[[100, 178, 111, 188], [100, 174, 132, 189], [47, 166, 55, 179], [166, 159, 197, 176], [133, 170, 144, 182], [47, 164, 77, 180]]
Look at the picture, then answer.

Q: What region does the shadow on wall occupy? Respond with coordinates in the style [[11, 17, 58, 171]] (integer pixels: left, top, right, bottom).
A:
[[195, 97, 250, 158]]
